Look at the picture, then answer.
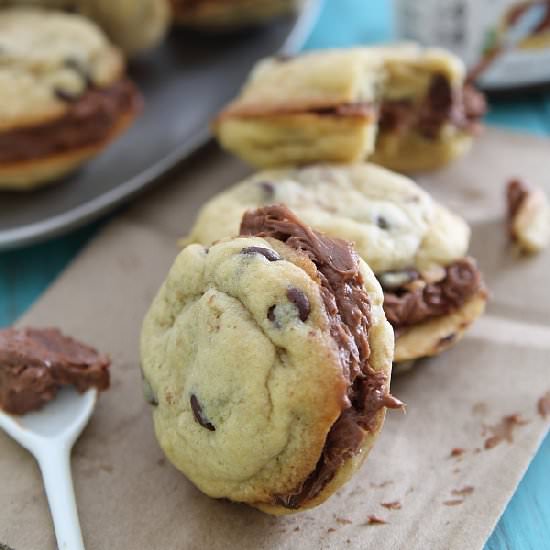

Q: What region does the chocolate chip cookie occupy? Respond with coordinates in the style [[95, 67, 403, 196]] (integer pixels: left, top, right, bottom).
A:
[[214, 44, 486, 172], [170, 0, 304, 29], [0, 8, 142, 190], [183, 163, 487, 363], [0, 0, 170, 55], [141, 205, 400, 514]]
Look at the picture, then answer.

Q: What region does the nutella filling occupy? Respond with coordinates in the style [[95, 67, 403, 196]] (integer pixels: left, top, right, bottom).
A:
[[0, 78, 141, 163], [240, 205, 402, 508], [379, 74, 486, 139], [382, 258, 484, 331], [0, 328, 110, 415]]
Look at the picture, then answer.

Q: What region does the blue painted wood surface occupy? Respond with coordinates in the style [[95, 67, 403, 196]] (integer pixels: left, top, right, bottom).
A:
[[0, 1, 548, 547]]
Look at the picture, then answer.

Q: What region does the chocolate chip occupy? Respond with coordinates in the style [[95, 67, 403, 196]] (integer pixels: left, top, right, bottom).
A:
[[438, 333, 456, 346], [241, 246, 280, 262], [259, 181, 275, 200], [54, 88, 81, 103], [286, 288, 310, 322], [267, 305, 276, 322], [64, 58, 93, 87], [190, 394, 215, 431], [376, 216, 389, 230]]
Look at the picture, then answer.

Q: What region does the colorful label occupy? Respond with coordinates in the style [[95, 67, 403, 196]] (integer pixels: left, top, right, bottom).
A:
[[395, 0, 550, 89]]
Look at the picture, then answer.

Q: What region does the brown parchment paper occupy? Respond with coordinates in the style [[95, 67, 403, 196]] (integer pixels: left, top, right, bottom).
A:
[[1, 128, 550, 550]]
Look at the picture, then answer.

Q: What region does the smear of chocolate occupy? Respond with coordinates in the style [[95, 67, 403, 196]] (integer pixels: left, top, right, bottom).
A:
[[190, 394, 216, 431], [381, 501, 402, 510], [365, 515, 387, 525], [451, 486, 474, 497], [240, 205, 403, 509], [0, 78, 141, 163], [383, 258, 484, 330], [379, 74, 486, 139], [450, 447, 465, 458], [484, 414, 528, 449], [0, 327, 110, 415]]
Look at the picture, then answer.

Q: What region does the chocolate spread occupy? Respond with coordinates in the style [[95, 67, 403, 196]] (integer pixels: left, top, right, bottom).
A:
[[506, 179, 530, 240], [0, 78, 141, 163], [382, 258, 483, 330], [240, 205, 402, 508], [379, 75, 486, 139], [311, 103, 375, 118], [0, 328, 110, 415]]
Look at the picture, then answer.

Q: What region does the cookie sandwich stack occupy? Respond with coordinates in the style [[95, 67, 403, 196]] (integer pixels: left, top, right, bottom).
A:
[[140, 44, 488, 513]]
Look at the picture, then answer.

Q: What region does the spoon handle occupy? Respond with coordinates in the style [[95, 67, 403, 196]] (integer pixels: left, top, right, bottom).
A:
[[37, 444, 85, 550]]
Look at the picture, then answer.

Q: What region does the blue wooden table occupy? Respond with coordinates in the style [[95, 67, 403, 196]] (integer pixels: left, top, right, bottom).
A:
[[1, 1, 549, 548]]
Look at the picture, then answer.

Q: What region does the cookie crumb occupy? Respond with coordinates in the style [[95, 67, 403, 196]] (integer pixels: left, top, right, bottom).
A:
[[336, 517, 352, 525], [538, 391, 550, 418], [484, 414, 528, 449], [443, 499, 463, 506], [293, 526, 300, 532], [381, 501, 402, 510], [452, 486, 474, 497], [450, 447, 465, 458], [365, 515, 388, 525], [506, 178, 550, 253], [327, 528, 336, 533]]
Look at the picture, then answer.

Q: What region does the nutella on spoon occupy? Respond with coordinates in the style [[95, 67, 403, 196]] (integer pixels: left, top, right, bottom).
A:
[[0, 327, 110, 415]]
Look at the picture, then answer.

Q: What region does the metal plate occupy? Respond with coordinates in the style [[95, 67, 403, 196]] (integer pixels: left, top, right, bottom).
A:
[[0, 1, 321, 250]]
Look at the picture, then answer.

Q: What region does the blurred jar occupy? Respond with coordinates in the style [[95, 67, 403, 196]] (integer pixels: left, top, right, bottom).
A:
[[394, 0, 550, 93]]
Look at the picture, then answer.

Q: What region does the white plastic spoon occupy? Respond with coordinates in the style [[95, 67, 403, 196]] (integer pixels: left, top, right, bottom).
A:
[[0, 387, 98, 550]]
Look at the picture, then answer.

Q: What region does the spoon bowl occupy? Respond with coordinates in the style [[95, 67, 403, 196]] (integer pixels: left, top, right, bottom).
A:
[[0, 387, 98, 550]]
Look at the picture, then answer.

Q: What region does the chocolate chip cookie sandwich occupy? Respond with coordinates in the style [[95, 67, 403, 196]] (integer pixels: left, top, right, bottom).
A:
[[0, 327, 110, 415], [183, 163, 487, 364], [141, 205, 401, 514], [214, 44, 486, 172], [0, 8, 142, 190], [170, 0, 304, 29], [0, 0, 170, 55]]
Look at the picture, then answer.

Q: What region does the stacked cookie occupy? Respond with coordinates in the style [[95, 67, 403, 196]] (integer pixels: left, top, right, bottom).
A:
[[214, 44, 486, 172], [183, 163, 487, 366], [141, 44, 489, 514], [0, 0, 170, 55], [0, 8, 143, 190]]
